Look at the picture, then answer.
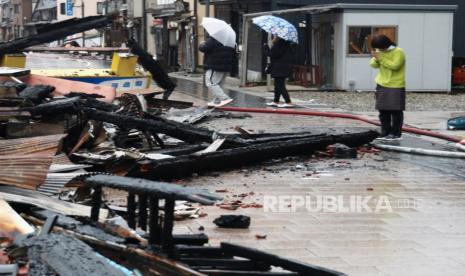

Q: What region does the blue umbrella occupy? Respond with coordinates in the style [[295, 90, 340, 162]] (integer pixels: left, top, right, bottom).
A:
[[252, 15, 298, 43]]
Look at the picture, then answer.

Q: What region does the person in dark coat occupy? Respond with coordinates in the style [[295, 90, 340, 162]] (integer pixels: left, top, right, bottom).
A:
[[370, 34, 406, 140], [199, 36, 235, 107], [263, 36, 294, 108]]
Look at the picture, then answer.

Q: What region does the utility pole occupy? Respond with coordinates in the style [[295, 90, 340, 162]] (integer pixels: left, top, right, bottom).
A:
[[142, 0, 147, 49], [81, 0, 85, 47], [205, 0, 209, 17], [193, 0, 198, 72]]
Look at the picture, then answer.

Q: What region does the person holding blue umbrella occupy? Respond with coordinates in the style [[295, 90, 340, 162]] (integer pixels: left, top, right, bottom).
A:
[[254, 15, 298, 108]]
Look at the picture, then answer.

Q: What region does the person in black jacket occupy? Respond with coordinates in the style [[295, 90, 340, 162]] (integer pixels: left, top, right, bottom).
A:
[[264, 36, 294, 108], [199, 36, 235, 107]]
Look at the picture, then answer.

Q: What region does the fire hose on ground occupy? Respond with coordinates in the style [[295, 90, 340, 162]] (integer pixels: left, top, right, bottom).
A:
[[218, 106, 465, 158]]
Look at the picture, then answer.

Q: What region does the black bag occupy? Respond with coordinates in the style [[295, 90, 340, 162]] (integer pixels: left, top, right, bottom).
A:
[[265, 63, 272, 74]]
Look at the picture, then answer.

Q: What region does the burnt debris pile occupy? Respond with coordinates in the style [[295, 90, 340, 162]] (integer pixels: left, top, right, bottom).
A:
[[0, 15, 369, 276], [0, 88, 369, 275]]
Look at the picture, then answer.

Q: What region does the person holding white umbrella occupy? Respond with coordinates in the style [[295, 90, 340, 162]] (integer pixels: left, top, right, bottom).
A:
[[200, 17, 236, 107]]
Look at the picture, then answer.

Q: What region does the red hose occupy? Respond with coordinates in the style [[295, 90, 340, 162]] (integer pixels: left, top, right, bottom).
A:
[[219, 106, 465, 146]]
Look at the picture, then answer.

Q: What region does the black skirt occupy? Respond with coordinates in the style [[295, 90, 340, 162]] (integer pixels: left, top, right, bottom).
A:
[[375, 85, 406, 111]]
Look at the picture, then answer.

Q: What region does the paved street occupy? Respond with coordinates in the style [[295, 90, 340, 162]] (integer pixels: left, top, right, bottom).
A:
[[169, 77, 465, 276]]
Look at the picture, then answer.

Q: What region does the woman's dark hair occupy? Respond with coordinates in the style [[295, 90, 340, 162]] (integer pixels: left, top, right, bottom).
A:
[[371, 34, 395, 49]]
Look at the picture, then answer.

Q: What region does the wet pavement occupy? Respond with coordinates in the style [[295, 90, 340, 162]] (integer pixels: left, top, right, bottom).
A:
[[175, 76, 268, 107], [169, 76, 465, 276], [23, 54, 465, 275]]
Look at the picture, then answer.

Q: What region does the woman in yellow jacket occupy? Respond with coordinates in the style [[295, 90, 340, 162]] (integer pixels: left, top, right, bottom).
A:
[[370, 35, 406, 141]]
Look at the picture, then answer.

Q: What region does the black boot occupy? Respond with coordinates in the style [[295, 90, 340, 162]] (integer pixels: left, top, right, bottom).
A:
[[378, 110, 392, 138]]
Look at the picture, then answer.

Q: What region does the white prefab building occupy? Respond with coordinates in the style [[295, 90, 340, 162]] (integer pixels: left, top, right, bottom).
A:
[[241, 4, 457, 92]]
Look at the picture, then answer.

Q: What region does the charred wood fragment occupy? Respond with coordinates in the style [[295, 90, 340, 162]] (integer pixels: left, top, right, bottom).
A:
[[21, 233, 127, 276], [81, 108, 248, 146], [0, 15, 115, 55], [132, 130, 379, 179], [128, 40, 176, 93], [221, 242, 346, 276], [83, 175, 222, 205], [138, 194, 148, 231], [127, 193, 136, 229]]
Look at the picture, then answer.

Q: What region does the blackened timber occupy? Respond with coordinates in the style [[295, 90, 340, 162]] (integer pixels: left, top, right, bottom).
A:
[[127, 193, 136, 229], [32, 209, 125, 243], [162, 199, 175, 254], [90, 186, 102, 222], [198, 270, 298, 276], [26, 97, 82, 116], [83, 175, 222, 205], [221, 243, 347, 276], [172, 234, 209, 246], [82, 108, 248, 146], [0, 15, 115, 55], [128, 40, 176, 92], [138, 194, 148, 231], [174, 245, 229, 259], [133, 130, 379, 179], [23, 233, 127, 276], [149, 196, 161, 244], [183, 258, 270, 271]]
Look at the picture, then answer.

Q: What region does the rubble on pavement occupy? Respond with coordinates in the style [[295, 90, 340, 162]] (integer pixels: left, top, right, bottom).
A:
[[0, 15, 379, 276]]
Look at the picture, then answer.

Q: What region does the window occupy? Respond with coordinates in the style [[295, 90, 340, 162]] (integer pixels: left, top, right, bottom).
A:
[[60, 3, 66, 15], [348, 26, 397, 56], [97, 2, 104, 15]]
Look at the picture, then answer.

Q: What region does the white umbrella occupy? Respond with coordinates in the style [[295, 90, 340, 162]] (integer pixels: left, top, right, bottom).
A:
[[201, 17, 236, 48]]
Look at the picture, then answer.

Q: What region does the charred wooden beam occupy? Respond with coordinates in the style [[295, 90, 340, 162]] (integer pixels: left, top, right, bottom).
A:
[[149, 196, 161, 245], [174, 245, 229, 259], [82, 108, 248, 146], [32, 209, 125, 244], [221, 243, 347, 276], [138, 194, 148, 231], [127, 193, 136, 229], [0, 15, 115, 55], [26, 97, 82, 116], [184, 258, 270, 271], [132, 130, 379, 179], [83, 175, 222, 205], [90, 186, 102, 222], [162, 199, 175, 255], [172, 234, 209, 246], [198, 270, 298, 276], [128, 40, 176, 94], [39, 215, 58, 235], [22, 233, 127, 276]]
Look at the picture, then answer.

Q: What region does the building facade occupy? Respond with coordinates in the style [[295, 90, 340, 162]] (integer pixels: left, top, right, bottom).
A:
[[204, 0, 464, 91], [0, 0, 33, 41]]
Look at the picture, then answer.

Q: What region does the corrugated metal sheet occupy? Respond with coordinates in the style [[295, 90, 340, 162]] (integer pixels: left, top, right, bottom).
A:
[[0, 155, 54, 190], [38, 172, 88, 196], [0, 134, 65, 155], [52, 153, 76, 165]]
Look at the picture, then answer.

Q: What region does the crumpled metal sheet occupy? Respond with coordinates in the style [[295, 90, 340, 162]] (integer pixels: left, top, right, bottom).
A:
[[163, 106, 213, 124], [0, 155, 54, 189], [0, 134, 65, 155]]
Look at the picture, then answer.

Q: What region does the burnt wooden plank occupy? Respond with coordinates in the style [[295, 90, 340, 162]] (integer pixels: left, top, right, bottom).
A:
[[132, 130, 378, 179], [198, 270, 298, 276], [0, 15, 115, 55], [82, 175, 222, 205], [32, 209, 125, 244], [221, 243, 347, 276], [174, 245, 228, 259], [23, 233, 127, 276], [172, 234, 209, 246], [81, 108, 248, 146], [184, 258, 270, 271]]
